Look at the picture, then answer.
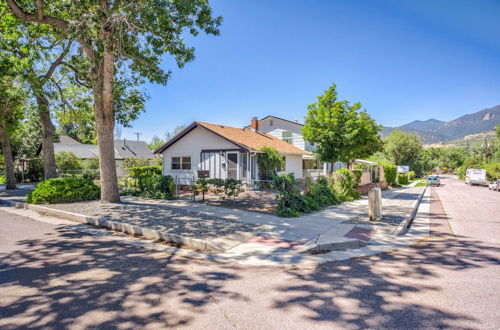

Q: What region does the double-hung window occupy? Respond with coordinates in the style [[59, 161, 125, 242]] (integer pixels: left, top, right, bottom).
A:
[[171, 156, 191, 170], [282, 131, 293, 144]]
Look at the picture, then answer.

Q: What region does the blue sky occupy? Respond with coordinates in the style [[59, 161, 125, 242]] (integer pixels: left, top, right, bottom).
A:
[[121, 0, 500, 142]]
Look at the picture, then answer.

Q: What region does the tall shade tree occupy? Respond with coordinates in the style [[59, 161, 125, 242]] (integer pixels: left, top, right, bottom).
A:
[[0, 58, 26, 189], [383, 130, 423, 167], [0, 12, 74, 179], [5, 0, 222, 202], [303, 84, 383, 165]]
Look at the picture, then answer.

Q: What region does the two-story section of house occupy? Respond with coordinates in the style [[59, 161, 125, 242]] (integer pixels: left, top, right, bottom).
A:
[[245, 115, 345, 177]]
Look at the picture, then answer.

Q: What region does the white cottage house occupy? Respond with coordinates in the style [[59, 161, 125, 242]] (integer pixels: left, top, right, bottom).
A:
[[154, 119, 308, 184]]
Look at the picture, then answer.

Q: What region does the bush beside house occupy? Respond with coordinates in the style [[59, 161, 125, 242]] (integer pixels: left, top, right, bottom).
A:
[[27, 178, 100, 204], [272, 171, 360, 217]]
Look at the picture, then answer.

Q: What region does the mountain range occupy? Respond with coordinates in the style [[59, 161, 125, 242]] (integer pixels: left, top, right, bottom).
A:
[[381, 105, 500, 144]]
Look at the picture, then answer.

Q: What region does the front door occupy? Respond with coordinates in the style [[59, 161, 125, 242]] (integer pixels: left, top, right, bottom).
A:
[[227, 152, 238, 179]]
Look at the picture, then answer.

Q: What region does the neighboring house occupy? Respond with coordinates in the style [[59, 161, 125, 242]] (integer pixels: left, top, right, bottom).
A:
[[47, 136, 155, 176], [154, 120, 308, 184], [245, 115, 345, 177]]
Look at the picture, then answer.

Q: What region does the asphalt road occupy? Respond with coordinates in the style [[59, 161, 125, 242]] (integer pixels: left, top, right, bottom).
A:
[[1, 176, 499, 329]]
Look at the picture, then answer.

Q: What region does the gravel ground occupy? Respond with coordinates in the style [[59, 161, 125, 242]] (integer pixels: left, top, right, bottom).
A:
[[46, 200, 262, 238]]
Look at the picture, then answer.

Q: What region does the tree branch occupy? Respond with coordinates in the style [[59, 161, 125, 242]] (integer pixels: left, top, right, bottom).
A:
[[61, 62, 92, 89], [6, 0, 68, 29], [6, 0, 95, 61], [42, 41, 72, 83]]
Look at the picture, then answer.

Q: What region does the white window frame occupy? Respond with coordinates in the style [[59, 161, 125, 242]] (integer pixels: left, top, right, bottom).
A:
[[171, 156, 191, 170], [282, 130, 293, 144]]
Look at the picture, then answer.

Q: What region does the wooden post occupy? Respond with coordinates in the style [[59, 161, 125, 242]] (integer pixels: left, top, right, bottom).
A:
[[368, 187, 382, 221]]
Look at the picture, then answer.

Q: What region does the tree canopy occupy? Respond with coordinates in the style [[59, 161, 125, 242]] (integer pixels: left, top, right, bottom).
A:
[[383, 130, 423, 167], [303, 84, 383, 164]]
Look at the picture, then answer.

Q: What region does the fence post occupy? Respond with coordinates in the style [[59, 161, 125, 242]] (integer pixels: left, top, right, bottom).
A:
[[368, 187, 382, 221]]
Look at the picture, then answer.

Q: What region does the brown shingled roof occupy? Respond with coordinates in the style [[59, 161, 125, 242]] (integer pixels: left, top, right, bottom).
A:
[[154, 121, 308, 155]]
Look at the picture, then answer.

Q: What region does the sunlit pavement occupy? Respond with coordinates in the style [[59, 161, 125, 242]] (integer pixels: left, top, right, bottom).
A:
[[1, 175, 499, 329]]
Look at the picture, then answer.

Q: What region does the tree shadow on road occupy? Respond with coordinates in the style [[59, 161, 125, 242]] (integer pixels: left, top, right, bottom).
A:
[[270, 227, 500, 328], [0, 227, 247, 329]]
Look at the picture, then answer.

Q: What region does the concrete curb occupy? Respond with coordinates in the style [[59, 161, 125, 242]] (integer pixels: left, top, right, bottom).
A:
[[393, 185, 427, 236], [0, 199, 229, 252]]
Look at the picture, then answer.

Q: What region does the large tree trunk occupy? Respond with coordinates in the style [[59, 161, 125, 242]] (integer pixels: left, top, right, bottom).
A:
[[93, 48, 120, 203], [0, 124, 16, 189], [37, 96, 57, 180]]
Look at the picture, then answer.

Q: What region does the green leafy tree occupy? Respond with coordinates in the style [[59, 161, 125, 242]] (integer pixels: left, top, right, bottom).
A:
[[0, 56, 26, 189], [384, 130, 423, 168], [0, 13, 75, 179], [494, 124, 500, 161], [303, 84, 383, 165], [257, 146, 284, 181], [5, 0, 222, 202], [148, 135, 165, 151]]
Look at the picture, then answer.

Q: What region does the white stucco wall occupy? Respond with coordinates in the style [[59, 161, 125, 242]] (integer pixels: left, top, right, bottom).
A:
[[161, 126, 238, 184]]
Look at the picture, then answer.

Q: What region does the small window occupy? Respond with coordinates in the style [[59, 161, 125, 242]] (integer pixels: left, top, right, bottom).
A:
[[171, 157, 181, 170], [282, 131, 293, 144], [270, 120, 273, 127], [171, 156, 191, 170], [181, 157, 191, 170]]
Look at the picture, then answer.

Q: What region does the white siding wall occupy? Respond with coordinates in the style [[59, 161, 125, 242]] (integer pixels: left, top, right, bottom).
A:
[[257, 118, 318, 152], [258, 118, 308, 151], [278, 154, 303, 178], [161, 126, 237, 184]]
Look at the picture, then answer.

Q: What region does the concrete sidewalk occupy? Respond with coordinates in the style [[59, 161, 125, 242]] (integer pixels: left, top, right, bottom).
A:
[[122, 185, 425, 253], [1, 184, 427, 266]]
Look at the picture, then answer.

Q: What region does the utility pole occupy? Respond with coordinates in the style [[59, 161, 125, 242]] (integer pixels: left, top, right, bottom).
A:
[[133, 132, 142, 141]]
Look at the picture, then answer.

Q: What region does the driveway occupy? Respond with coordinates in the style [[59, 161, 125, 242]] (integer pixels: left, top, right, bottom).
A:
[[0, 175, 499, 329]]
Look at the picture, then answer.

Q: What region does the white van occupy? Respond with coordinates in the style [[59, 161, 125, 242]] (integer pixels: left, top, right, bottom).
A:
[[465, 168, 487, 186]]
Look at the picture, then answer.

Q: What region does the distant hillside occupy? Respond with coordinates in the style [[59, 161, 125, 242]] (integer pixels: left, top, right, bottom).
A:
[[382, 105, 500, 144], [398, 119, 445, 132]]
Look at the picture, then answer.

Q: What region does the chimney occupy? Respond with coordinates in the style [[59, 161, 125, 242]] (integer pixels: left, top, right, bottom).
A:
[[250, 117, 259, 133]]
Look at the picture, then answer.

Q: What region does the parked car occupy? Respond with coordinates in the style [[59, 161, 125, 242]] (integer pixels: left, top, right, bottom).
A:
[[488, 180, 499, 191], [427, 175, 440, 186]]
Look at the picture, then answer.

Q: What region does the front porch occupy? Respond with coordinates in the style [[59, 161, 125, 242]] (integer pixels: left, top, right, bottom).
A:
[[199, 149, 255, 182]]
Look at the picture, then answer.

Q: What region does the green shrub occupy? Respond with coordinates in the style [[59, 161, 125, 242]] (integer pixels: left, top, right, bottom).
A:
[[397, 173, 409, 185], [383, 164, 397, 186], [351, 169, 363, 188], [332, 169, 359, 201], [84, 156, 100, 171], [408, 170, 415, 181], [27, 178, 100, 204], [123, 157, 152, 169], [137, 174, 175, 199], [128, 165, 162, 178], [56, 151, 83, 172], [222, 178, 243, 199], [485, 162, 500, 180], [0, 175, 5, 184], [26, 157, 44, 182], [272, 174, 340, 217], [258, 146, 284, 181]]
